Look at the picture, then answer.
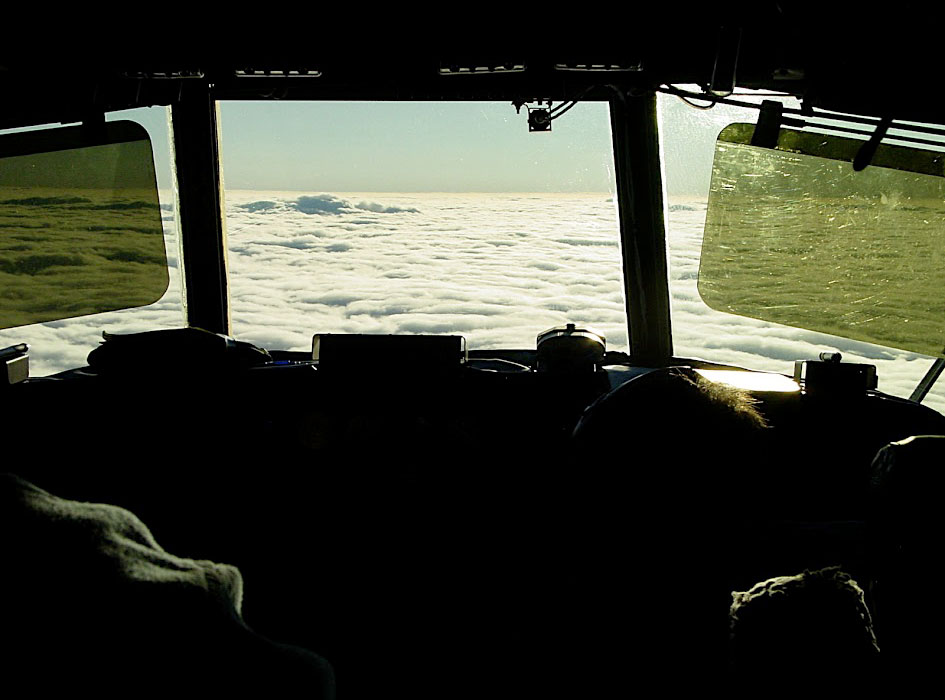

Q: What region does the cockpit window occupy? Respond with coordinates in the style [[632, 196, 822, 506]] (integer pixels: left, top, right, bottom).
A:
[[0, 121, 169, 330], [218, 101, 625, 352], [0, 107, 184, 376], [700, 123, 945, 359], [660, 91, 945, 412]]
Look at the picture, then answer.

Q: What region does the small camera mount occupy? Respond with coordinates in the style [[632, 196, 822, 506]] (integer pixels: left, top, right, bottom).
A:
[[513, 100, 554, 132]]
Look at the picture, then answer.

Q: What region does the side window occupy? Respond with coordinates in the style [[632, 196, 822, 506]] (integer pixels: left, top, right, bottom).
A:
[[0, 107, 184, 376], [659, 91, 945, 413]]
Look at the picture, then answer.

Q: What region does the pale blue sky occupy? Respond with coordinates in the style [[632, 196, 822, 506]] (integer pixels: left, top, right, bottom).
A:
[[106, 95, 751, 194], [217, 101, 617, 192]]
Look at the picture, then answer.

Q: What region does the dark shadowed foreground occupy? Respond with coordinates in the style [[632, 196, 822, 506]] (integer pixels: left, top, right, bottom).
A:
[[0, 473, 335, 697]]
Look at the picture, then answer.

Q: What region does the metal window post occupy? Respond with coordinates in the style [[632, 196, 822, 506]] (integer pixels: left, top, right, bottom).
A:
[[171, 85, 231, 336], [610, 89, 673, 364]]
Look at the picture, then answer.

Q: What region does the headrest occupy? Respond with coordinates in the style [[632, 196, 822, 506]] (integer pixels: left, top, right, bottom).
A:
[[871, 436, 945, 504], [870, 435, 945, 545]]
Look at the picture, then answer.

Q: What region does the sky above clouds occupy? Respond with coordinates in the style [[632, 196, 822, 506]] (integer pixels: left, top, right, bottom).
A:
[[215, 97, 763, 194], [115, 96, 745, 195], [218, 101, 618, 193]]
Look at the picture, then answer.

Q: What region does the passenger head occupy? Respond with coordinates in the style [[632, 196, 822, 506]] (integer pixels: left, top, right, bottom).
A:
[[729, 567, 879, 690], [573, 367, 768, 510]]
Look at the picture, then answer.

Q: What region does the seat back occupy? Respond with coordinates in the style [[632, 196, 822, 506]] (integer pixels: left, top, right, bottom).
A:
[[868, 435, 945, 673]]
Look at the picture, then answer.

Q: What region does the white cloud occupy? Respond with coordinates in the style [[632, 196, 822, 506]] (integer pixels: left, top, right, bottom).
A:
[[2, 190, 943, 414], [353, 201, 420, 214], [292, 194, 351, 215]]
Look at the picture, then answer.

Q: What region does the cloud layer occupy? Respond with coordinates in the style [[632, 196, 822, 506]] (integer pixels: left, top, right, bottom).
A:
[[223, 192, 630, 355], [1, 191, 942, 413]]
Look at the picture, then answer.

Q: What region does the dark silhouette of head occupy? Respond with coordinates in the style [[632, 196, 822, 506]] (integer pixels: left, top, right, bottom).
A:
[[576, 366, 767, 439], [729, 566, 879, 692], [868, 435, 945, 676], [573, 366, 768, 513]]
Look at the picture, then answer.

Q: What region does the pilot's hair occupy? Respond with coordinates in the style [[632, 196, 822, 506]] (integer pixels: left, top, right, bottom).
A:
[[676, 368, 768, 432], [729, 566, 880, 675], [575, 366, 767, 443]]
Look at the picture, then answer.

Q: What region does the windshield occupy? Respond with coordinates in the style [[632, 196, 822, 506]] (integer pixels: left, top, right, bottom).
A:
[[659, 90, 945, 412], [218, 101, 626, 352]]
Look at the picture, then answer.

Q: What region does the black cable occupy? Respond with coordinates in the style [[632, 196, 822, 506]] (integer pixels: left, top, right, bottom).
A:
[[545, 85, 599, 121], [730, 90, 794, 97], [662, 84, 796, 113], [678, 94, 719, 110], [548, 100, 579, 120]]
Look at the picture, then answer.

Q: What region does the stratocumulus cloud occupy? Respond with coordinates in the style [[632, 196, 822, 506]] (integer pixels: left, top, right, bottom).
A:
[[1, 190, 942, 413], [239, 200, 280, 213], [286, 194, 422, 216], [354, 201, 420, 214], [293, 194, 351, 215]]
